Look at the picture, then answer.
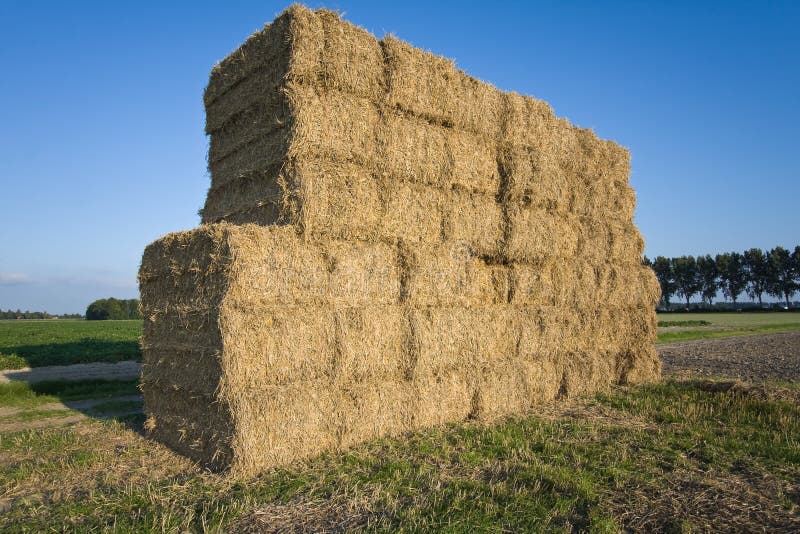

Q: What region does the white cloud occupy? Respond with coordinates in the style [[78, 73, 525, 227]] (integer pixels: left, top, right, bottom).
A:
[[0, 272, 31, 285]]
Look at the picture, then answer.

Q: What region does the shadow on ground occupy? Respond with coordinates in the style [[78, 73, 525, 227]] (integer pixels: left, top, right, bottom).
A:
[[0, 378, 145, 434], [3, 339, 141, 368]]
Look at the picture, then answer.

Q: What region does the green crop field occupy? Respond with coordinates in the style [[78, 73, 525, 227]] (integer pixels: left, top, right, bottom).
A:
[[657, 312, 800, 343], [0, 320, 141, 369]]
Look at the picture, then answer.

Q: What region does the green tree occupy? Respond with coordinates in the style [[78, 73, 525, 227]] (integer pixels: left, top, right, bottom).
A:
[[651, 256, 675, 308], [716, 252, 747, 305], [673, 256, 702, 307], [767, 246, 798, 307], [743, 248, 769, 306], [696, 254, 719, 306], [85, 298, 141, 320]]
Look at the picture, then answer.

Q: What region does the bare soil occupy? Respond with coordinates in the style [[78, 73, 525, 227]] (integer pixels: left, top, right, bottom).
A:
[[658, 330, 800, 383]]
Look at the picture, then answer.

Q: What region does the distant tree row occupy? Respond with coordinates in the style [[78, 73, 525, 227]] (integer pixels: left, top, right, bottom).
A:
[[0, 309, 83, 320], [85, 298, 141, 320], [644, 246, 800, 308]]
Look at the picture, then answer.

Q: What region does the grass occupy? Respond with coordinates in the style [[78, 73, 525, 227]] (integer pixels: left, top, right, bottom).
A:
[[89, 399, 143, 415], [0, 379, 140, 409], [0, 381, 797, 532], [0, 408, 80, 425], [0, 353, 26, 369], [657, 312, 800, 343], [657, 319, 711, 327], [0, 319, 141, 369]]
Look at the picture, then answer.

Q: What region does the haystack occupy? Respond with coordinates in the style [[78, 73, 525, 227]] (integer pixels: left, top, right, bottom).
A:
[[139, 5, 660, 474]]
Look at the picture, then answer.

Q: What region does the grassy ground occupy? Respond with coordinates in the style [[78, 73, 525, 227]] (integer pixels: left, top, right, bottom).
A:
[[0, 379, 140, 409], [0, 379, 798, 532], [0, 320, 141, 369], [657, 312, 800, 343]]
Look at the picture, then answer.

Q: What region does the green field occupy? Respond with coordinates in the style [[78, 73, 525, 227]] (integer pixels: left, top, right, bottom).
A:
[[657, 312, 800, 343], [0, 320, 141, 369], [0, 380, 797, 531]]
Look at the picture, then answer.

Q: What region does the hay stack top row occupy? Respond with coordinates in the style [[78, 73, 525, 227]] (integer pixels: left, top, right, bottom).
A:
[[201, 4, 642, 266]]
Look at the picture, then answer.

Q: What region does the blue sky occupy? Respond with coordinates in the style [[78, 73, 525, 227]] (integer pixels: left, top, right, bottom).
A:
[[1, 1, 798, 314]]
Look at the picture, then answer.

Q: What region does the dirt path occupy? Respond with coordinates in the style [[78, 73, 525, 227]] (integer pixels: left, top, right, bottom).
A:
[[0, 360, 141, 384], [658, 330, 800, 382]]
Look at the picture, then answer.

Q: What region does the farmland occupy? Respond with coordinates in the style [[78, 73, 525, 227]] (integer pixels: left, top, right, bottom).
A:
[[1, 320, 799, 530], [0, 320, 141, 369], [657, 312, 800, 343]]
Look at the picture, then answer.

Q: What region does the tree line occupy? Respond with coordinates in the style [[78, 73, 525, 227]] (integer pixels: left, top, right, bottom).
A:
[[85, 298, 141, 320], [644, 246, 800, 308], [0, 309, 83, 320]]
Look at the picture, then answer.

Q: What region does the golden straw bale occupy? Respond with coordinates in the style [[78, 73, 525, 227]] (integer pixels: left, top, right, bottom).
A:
[[402, 243, 509, 306], [336, 381, 414, 448], [217, 304, 408, 388], [330, 307, 409, 382], [555, 351, 616, 400], [410, 306, 518, 376], [412, 371, 475, 427], [225, 225, 400, 306], [475, 357, 560, 419], [615, 343, 661, 384], [377, 179, 447, 245], [510, 261, 598, 308], [219, 305, 336, 388], [576, 218, 645, 265], [286, 84, 380, 165], [375, 110, 500, 195], [140, 347, 222, 396], [608, 221, 646, 263], [443, 190, 505, 257], [208, 95, 291, 162], [227, 382, 340, 474], [381, 35, 504, 137], [497, 145, 571, 212], [375, 108, 450, 186], [504, 207, 580, 262], [291, 159, 384, 241], [208, 131, 289, 191], [204, 7, 299, 106], [500, 92, 555, 148], [202, 169, 285, 225], [312, 9, 386, 100], [205, 69, 289, 136], [140, 311, 221, 353], [205, 6, 383, 108], [143, 387, 235, 469]]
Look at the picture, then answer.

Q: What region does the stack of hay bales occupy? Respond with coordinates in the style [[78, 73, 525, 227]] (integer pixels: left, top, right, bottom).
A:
[[139, 5, 660, 474]]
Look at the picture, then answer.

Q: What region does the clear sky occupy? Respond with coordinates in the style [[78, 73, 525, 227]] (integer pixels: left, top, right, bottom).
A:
[[1, 1, 798, 314]]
